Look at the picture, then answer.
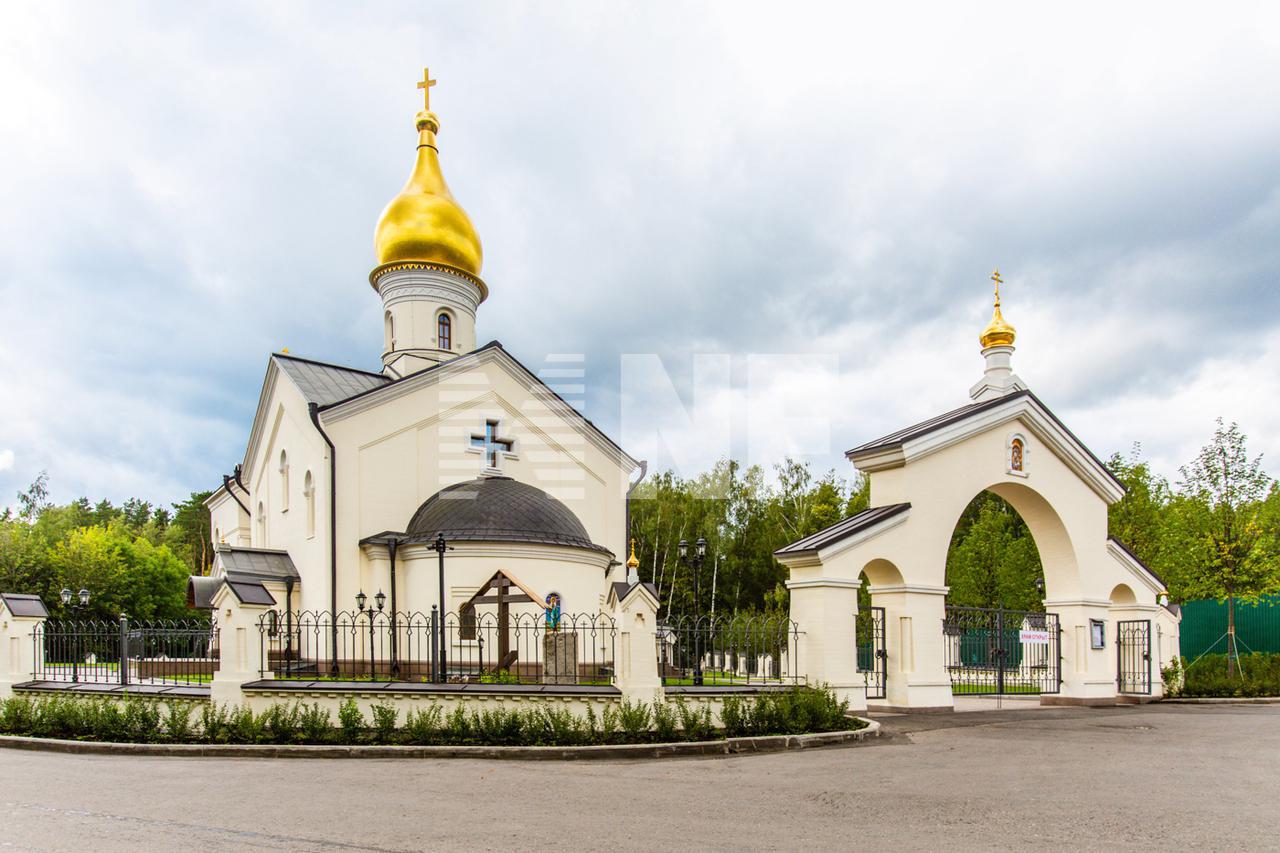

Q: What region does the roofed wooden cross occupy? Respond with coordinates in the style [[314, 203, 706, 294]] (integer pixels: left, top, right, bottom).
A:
[[458, 570, 544, 670]]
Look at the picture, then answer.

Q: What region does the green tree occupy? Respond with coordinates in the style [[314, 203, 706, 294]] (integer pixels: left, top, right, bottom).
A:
[[47, 523, 190, 621], [945, 492, 1044, 611], [1165, 420, 1280, 673], [1105, 444, 1172, 574]]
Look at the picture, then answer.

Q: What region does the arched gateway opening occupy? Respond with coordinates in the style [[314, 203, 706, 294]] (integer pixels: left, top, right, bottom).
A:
[[941, 489, 1062, 696]]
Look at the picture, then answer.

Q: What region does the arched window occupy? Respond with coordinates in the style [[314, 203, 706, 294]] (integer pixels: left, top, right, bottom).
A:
[[279, 450, 290, 512], [437, 312, 452, 351], [214, 526, 220, 546], [1010, 437, 1025, 473], [256, 502, 266, 545], [385, 311, 396, 350], [303, 470, 315, 538]]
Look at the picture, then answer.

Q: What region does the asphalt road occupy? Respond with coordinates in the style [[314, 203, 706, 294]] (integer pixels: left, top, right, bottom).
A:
[[0, 704, 1275, 851]]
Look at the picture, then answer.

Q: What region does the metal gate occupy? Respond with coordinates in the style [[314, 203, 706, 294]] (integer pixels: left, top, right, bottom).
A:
[[857, 606, 886, 700], [943, 606, 1060, 695], [1117, 619, 1152, 695]]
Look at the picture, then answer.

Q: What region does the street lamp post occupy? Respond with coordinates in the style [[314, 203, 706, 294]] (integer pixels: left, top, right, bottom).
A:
[[356, 590, 386, 679], [430, 533, 453, 683], [678, 537, 709, 686], [59, 587, 90, 683]]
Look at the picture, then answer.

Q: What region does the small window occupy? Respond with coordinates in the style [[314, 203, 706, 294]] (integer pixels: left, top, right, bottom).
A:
[[303, 471, 315, 538], [438, 312, 452, 351], [279, 450, 290, 512], [256, 502, 266, 545], [386, 311, 396, 350]]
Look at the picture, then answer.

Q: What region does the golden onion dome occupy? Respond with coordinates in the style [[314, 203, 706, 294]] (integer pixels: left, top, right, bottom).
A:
[[626, 538, 640, 571], [979, 268, 1017, 348], [373, 70, 483, 278]]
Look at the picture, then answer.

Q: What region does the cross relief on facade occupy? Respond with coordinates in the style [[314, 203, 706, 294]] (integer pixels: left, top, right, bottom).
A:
[[469, 419, 514, 469]]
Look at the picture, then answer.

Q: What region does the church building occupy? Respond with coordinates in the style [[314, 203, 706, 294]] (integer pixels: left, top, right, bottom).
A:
[[189, 70, 641, 627]]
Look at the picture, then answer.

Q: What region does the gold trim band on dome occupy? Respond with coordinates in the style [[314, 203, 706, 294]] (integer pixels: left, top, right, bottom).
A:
[[369, 260, 489, 302]]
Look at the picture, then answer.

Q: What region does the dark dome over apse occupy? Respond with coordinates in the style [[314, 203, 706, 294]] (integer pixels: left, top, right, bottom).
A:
[[405, 476, 607, 554]]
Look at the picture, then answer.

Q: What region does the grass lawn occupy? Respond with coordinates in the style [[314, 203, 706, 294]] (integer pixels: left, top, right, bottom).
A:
[[951, 683, 1044, 695]]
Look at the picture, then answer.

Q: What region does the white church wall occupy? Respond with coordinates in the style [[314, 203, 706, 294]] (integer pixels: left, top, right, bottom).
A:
[[319, 353, 631, 620], [239, 368, 334, 615], [207, 488, 249, 548]]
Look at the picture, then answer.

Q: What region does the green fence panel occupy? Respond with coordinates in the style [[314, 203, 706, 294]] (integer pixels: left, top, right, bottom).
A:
[[1179, 595, 1280, 659]]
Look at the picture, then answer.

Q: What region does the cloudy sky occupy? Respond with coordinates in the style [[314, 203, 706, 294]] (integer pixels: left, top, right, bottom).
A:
[[2, 1, 1278, 509]]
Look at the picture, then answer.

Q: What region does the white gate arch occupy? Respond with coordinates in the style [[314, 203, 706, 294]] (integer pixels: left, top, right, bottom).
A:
[[775, 290, 1179, 710]]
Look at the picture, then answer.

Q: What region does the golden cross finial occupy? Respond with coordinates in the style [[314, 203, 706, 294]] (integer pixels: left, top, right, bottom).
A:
[[417, 67, 437, 111], [991, 268, 1003, 306]]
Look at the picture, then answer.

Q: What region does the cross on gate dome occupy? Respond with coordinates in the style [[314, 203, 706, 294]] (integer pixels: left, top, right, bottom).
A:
[[373, 67, 484, 277], [980, 268, 1017, 349]]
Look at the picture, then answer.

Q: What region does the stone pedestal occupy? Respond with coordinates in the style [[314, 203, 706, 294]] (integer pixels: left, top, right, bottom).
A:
[[543, 631, 578, 684]]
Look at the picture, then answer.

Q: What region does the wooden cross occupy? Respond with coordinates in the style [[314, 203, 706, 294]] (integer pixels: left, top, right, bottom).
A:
[[417, 67, 437, 111]]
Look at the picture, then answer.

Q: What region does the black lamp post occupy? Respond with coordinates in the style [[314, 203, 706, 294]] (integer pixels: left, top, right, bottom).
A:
[[60, 587, 90, 683], [357, 589, 385, 679], [430, 533, 453, 682], [1035, 576, 1045, 599], [678, 537, 709, 686]]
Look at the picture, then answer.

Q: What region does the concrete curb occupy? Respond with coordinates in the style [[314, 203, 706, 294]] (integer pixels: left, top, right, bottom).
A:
[[1160, 697, 1280, 705], [0, 719, 879, 760]]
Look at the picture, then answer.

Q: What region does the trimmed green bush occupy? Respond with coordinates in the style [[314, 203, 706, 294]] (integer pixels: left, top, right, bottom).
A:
[[1169, 653, 1280, 698], [0, 685, 864, 747]]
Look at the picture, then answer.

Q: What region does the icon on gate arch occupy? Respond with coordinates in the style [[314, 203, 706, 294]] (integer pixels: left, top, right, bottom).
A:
[[1008, 433, 1028, 476]]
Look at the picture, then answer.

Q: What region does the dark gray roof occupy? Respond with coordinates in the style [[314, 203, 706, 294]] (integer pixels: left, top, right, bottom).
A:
[[227, 580, 277, 606], [404, 476, 609, 554], [216, 546, 301, 582], [609, 581, 658, 603], [846, 389, 1123, 493], [848, 394, 1020, 455], [274, 353, 389, 406], [1, 593, 49, 618], [774, 504, 912, 557], [186, 576, 222, 610]]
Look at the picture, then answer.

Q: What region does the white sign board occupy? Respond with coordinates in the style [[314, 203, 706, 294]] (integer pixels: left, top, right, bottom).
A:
[[1019, 629, 1051, 644]]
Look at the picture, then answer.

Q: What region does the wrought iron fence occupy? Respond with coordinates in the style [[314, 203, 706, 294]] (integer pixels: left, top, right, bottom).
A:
[[656, 613, 802, 687], [259, 609, 616, 685], [943, 606, 1060, 695], [33, 617, 219, 686]]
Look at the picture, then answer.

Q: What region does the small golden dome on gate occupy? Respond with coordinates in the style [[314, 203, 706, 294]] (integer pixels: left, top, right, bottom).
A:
[[980, 268, 1017, 348]]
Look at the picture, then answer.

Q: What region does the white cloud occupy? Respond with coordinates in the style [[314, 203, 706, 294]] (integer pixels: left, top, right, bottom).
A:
[[0, 1, 1277, 504], [0, 449, 13, 473]]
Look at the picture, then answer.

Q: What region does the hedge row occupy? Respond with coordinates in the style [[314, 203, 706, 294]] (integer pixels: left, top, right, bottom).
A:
[[1165, 652, 1280, 698], [0, 685, 859, 747]]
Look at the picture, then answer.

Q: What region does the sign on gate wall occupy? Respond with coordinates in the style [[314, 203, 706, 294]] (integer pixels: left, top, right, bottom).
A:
[[1018, 629, 1051, 644]]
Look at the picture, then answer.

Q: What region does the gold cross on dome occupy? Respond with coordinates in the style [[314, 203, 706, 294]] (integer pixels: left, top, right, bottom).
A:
[[417, 67, 437, 111], [991, 268, 1003, 304]]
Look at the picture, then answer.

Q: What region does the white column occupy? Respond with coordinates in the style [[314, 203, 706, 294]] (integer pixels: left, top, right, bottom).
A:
[[211, 592, 275, 707], [868, 583, 954, 711], [610, 587, 664, 706], [786, 577, 867, 711], [1043, 598, 1119, 706], [0, 608, 45, 699]]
